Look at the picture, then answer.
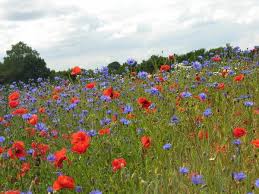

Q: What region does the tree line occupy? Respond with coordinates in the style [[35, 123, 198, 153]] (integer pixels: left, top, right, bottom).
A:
[[0, 42, 256, 84]]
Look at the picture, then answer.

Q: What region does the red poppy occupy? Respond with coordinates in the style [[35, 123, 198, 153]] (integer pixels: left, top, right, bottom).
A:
[[52, 94, 60, 100], [71, 131, 91, 154], [31, 142, 50, 158], [53, 175, 75, 191], [54, 148, 67, 168], [19, 162, 30, 177], [160, 64, 171, 72], [137, 97, 151, 109], [24, 128, 36, 137], [198, 130, 208, 140], [70, 97, 80, 104], [112, 158, 127, 172], [39, 107, 46, 113], [12, 108, 28, 115], [0, 146, 4, 154], [217, 83, 225, 90], [9, 100, 19, 108], [28, 114, 38, 125], [98, 128, 111, 135], [234, 74, 245, 82], [86, 82, 96, 89], [233, 127, 247, 138], [4, 190, 21, 194], [251, 139, 259, 148], [103, 87, 120, 99], [141, 136, 151, 149], [8, 91, 20, 101], [8, 141, 26, 159], [215, 144, 227, 153], [71, 66, 81, 76], [211, 55, 221, 62]]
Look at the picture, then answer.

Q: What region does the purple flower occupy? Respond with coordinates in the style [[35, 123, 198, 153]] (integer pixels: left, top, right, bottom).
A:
[[89, 190, 102, 194], [47, 154, 55, 162], [244, 101, 254, 107], [181, 92, 192, 98], [87, 130, 97, 137], [127, 58, 137, 66], [233, 172, 246, 181], [163, 143, 172, 150], [124, 104, 133, 114], [0, 136, 5, 143], [47, 186, 53, 193], [179, 167, 189, 174], [170, 115, 180, 124], [35, 122, 48, 131], [198, 93, 207, 101], [191, 174, 205, 185], [255, 178, 259, 188], [232, 139, 242, 145], [137, 71, 148, 79], [75, 186, 83, 192], [120, 118, 131, 125], [203, 108, 212, 117], [192, 61, 202, 71]]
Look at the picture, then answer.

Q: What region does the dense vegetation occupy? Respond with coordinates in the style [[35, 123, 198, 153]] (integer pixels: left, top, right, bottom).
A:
[[0, 46, 258, 193], [1, 42, 257, 84]]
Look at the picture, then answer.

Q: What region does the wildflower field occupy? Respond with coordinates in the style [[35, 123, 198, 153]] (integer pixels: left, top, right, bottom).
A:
[[0, 49, 258, 194]]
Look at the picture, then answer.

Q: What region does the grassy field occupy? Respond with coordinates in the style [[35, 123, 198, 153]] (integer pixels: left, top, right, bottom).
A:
[[0, 53, 258, 194]]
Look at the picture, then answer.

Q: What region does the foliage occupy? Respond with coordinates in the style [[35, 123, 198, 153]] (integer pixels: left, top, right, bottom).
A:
[[0, 49, 258, 193], [0, 42, 50, 84]]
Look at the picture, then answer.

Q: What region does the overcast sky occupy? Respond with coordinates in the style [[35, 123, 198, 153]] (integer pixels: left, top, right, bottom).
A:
[[0, 0, 258, 70]]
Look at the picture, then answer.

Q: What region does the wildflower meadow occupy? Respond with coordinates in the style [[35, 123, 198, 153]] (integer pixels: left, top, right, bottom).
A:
[[0, 48, 258, 194]]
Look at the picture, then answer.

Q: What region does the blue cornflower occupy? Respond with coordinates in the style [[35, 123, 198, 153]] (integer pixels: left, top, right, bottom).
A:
[[89, 190, 102, 194], [137, 71, 148, 79], [124, 104, 133, 114], [106, 110, 112, 114], [87, 130, 97, 137], [120, 118, 131, 125], [170, 115, 180, 124], [203, 108, 212, 117], [27, 149, 34, 155], [150, 87, 159, 95], [35, 122, 48, 131], [22, 113, 32, 120], [179, 167, 189, 175], [163, 143, 172, 150], [75, 186, 83, 192], [100, 95, 111, 102], [233, 172, 246, 181], [47, 154, 55, 162], [100, 118, 111, 126], [198, 93, 207, 101], [232, 139, 242, 145], [191, 175, 205, 185], [244, 101, 254, 107], [181, 92, 192, 98], [192, 61, 202, 71], [255, 178, 259, 188], [0, 136, 5, 143], [47, 186, 53, 193], [127, 58, 137, 66]]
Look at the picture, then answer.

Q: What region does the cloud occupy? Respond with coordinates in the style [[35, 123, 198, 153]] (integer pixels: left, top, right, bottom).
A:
[[0, 0, 259, 70]]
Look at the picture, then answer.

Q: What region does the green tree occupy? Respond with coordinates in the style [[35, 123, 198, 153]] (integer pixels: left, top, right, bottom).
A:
[[107, 61, 121, 74], [0, 41, 50, 83]]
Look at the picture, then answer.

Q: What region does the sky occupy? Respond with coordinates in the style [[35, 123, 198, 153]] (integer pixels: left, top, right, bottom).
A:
[[0, 0, 258, 71]]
